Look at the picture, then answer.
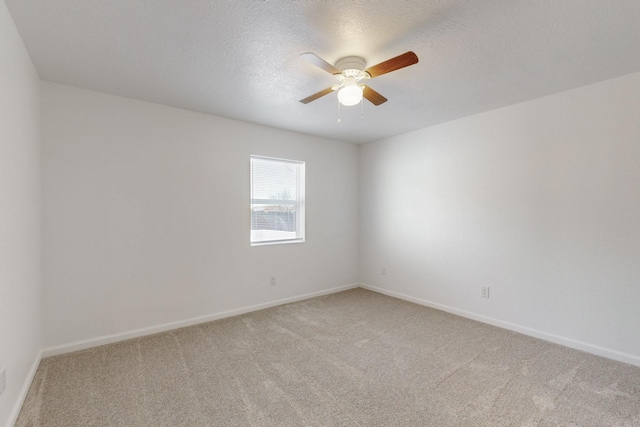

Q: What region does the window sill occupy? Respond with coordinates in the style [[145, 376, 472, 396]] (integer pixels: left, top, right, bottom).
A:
[[251, 238, 305, 247]]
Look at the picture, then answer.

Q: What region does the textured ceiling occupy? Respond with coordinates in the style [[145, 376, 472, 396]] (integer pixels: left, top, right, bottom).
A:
[[6, 0, 640, 144]]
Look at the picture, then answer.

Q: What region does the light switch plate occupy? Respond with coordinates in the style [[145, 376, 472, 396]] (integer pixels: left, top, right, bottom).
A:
[[0, 368, 6, 395]]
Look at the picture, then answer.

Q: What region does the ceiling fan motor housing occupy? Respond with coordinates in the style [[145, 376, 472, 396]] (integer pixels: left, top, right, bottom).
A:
[[333, 56, 371, 92], [335, 56, 367, 72]]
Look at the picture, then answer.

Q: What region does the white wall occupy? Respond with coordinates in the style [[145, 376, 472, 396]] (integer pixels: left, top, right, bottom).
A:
[[41, 82, 359, 350], [0, 1, 41, 426], [359, 71, 640, 365]]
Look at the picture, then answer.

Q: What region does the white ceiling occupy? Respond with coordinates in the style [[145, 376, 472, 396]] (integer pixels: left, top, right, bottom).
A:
[[6, 0, 640, 144]]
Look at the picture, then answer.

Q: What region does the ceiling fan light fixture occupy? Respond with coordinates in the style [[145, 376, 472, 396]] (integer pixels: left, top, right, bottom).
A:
[[299, 51, 418, 107], [337, 76, 363, 106]]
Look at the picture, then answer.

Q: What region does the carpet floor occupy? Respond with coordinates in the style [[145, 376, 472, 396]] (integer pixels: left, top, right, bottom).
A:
[[16, 288, 640, 426]]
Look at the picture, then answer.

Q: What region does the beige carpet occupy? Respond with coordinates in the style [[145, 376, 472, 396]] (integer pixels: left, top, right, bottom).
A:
[[16, 288, 640, 426]]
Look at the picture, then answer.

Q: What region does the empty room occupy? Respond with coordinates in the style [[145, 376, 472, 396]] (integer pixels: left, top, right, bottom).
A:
[[2, 1, 640, 426]]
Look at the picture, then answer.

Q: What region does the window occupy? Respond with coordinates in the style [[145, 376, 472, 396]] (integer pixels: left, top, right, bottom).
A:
[[250, 156, 305, 245]]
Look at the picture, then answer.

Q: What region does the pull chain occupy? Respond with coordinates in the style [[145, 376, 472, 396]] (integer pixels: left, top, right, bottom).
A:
[[337, 98, 341, 123]]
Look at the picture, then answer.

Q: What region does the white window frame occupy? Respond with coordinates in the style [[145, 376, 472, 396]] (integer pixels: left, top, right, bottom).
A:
[[250, 155, 305, 246]]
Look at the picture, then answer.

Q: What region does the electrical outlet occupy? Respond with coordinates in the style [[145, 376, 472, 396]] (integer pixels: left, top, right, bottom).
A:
[[269, 277, 276, 286], [481, 287, 490, 298], [0, 368, 6, 396], [381, 267, 386, 276]]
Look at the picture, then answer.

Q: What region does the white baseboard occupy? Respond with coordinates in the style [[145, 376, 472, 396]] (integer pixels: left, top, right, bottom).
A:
[[360, 283, 640, 368], [42, 283, 359, 358], [5, 350, 42, 427]]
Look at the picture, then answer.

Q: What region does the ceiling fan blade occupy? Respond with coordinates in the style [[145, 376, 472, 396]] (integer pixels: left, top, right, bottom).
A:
[[362, 86, 388, 106], [300, 52, 341, 75], [299, 87, 334, 104], [365, 51, 419, 78]]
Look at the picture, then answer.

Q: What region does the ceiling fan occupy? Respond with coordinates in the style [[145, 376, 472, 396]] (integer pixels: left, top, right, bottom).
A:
[[299, 51, 419, 107]]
